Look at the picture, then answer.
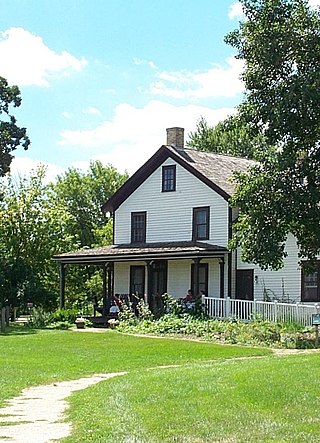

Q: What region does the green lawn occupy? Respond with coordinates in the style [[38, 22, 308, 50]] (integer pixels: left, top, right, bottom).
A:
[[1, 328, 320, 442]]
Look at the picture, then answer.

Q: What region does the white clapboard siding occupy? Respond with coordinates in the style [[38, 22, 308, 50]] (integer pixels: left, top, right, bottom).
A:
[[114, 158, 229, 246], [236, 234, 301, 301], [114, 259, 223, 300], [168, 259, 222, 298]]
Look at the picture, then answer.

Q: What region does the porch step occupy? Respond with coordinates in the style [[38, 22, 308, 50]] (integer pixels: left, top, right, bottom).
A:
[[89, 315, 118, 328]]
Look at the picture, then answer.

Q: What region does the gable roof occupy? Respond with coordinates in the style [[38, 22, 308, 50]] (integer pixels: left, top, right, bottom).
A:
[[102, 145, 256, 213]]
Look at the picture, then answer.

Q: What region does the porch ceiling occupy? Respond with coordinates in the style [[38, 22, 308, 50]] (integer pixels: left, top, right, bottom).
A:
[[52, 241, 229, 265]]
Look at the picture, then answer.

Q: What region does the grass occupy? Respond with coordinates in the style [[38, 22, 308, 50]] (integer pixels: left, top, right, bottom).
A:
[[0, 326, 268, 405], [63, 354, 320, 443], [1, 326, 320, 442]]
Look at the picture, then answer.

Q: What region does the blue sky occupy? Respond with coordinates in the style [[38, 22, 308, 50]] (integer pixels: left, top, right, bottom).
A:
[[1, 0, 314, 181]]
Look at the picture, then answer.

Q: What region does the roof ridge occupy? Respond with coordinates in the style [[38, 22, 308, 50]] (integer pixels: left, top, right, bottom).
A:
[[166, 145, 256, 162]]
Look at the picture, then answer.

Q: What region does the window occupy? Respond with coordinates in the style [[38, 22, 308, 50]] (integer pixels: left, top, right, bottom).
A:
[[192, 207, 210, 241], [162, 165, 176, 192], [191, 263, 208, 296], [301, 262, 320, 302], [130, 265, 145, 297], [131, 212, 146, 243]]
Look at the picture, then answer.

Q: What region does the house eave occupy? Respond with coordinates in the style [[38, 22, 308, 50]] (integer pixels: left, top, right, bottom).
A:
[[102, 145, 232, 213], [53, 242, 230, 265]]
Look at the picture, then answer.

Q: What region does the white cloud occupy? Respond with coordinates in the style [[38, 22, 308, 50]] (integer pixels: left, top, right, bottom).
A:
[[309, 0, 320, 7], [228, 2, 244, 20], [11, 157, 65, 183], [62, 111, 72, 119], [0, 27, 87, 87], [148, 57, 244, 99], [133, 57, 157, 69], [104, 88, 117, 95], [83, 106, 102, 116], [60, 100, 236, 175]]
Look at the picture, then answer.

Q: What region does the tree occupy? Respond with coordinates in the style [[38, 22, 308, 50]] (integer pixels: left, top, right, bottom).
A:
[[51, 161, 128, 308], [52, 161, 128, 248], [0, 166, 77, 310], [0, 76, 30, 177], [224, 0, 320, 270], [187, 115, 268, 160]]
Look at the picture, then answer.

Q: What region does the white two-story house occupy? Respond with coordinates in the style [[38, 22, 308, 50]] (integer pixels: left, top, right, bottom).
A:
[[54, 127, 315, 312]]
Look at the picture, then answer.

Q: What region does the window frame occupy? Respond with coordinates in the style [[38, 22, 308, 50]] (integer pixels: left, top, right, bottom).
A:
[[192, 206, 210, 241], [131, 211, 146, 244], [191, 263, 208, 297], [301, 261, 320, 302], [162, 165, 176, 192], [130, 265, 145, 298]]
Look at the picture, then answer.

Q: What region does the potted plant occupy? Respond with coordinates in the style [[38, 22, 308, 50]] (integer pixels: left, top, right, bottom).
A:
[[75, 317, 86, 329], [108, 318, 119, 329]]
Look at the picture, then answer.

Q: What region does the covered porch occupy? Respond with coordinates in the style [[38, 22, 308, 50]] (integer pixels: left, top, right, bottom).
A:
[[53, 241, 230, 316]]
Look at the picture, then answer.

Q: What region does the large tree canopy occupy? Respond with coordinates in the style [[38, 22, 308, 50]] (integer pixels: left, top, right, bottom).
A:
[[225, 0, 320, 270], [187, 115, 268, 160], [0, 166, 76, 310], [51, 162, 129, 308], [52, 161, 128, 248], [0, 76, 30, 177]]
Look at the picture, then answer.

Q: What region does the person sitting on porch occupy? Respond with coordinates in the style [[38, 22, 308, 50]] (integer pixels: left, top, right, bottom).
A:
[[183, 289, 195, 310], [109, 302, 120, 318], [114, 294, 122, 309]]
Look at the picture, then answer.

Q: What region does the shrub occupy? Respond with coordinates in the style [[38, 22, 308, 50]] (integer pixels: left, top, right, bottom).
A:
[[51, 308, 79, 324], [161, 293, 183, 316], [117, 311, 317, 349], [136, 299, 154, 321], [29, 307, 52, 328], [118, 303, 136, 325]]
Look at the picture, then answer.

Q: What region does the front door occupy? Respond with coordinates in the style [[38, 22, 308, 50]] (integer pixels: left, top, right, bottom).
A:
[[236, 269, 254, 300]]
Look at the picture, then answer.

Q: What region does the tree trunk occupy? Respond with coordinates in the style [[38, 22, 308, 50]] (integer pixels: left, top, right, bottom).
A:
[[5, 305, 10, 327], [1, 307, 6, 333]]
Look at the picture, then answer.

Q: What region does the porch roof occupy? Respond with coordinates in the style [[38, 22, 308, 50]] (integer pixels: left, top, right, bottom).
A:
[[52, 241, 229, 265]]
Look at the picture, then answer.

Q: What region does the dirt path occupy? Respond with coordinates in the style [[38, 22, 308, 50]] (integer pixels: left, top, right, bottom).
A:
[[0, 372, 127, 443]]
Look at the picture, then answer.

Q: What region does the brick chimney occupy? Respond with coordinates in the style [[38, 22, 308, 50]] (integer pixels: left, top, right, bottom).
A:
[[166, 127, 184, 149]]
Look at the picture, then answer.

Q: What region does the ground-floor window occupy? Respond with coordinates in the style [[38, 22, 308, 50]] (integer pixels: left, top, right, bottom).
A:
[[191, 263, 208, 296], [130, 265, 145, 297], [151, 260, 167, 296], [301, 262, 320, 302]]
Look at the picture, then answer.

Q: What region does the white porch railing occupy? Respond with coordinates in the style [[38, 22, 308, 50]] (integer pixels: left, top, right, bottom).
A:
[[202, 296, 320, 326]]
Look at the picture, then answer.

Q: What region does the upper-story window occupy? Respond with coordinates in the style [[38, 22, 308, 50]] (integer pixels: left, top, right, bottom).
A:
[[162, 165, 176, 192], [192, 207, 210, 241], [131, 212, 146, 243]]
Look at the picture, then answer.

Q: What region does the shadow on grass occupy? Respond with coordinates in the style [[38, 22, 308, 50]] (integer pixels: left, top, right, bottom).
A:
[[0, 324, 38, 336]]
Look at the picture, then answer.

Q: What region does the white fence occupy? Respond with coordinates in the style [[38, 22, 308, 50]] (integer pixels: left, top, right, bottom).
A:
[[202, 296, 320, 326]]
